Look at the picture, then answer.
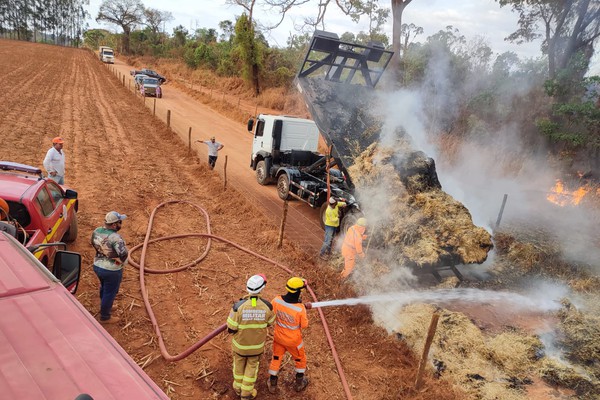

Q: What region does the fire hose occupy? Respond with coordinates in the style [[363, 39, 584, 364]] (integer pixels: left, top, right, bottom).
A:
[[128, 200, 353, 400]]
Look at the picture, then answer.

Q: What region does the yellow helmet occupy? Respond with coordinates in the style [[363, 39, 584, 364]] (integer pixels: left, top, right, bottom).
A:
[[286, 277, 306, 293], [357, 217, 367, 227]]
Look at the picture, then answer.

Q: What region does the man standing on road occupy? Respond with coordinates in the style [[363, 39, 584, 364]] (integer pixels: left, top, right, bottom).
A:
[[91, 211, 129, 325], [319, 197, 346, 259], [267, 277, 310, 394], [195, 136, 224, 170], [43, 136, 65, 184], [341, 218, 368, 279], [227, 274, 275, 400]]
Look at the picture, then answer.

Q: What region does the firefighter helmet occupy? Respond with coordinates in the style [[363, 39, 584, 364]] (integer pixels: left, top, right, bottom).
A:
[[356, 217, 367, 227], [286, 277, 306, 293], [247, 274, 267, 294]]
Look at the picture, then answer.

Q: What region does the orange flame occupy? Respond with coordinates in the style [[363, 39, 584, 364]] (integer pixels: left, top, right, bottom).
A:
[[547, 179, 590, 206]]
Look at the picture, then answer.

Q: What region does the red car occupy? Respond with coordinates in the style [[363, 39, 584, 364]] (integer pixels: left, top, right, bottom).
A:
[[0, 161, 78, 271]]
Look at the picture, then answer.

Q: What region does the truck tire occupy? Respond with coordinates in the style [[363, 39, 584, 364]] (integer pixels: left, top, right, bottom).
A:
[[340, 211, 363, 235], [63, 215, 78, 242], [256, 161, 270, 185], [277, 174, 291, 200], [319, 202, 328, 230]]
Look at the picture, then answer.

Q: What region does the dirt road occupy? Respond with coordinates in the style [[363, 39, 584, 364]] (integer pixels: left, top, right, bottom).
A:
[[0, 40, 461, 400], [110, 58, 324, 254]]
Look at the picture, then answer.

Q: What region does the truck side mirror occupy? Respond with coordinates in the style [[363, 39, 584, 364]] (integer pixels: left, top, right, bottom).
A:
[[53, 250, 81, 294], [247, 118, 254, 132], [65, 189, 78, 199]]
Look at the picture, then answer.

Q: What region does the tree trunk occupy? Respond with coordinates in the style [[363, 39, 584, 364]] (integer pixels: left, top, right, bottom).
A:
[[390, 0, 412, 85]]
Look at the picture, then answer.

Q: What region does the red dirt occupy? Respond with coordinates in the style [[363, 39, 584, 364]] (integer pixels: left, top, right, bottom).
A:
[[0, 40, 463, 400]]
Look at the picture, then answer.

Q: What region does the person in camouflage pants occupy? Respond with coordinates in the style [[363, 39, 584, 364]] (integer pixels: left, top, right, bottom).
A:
[[91, 211, 129, 324]]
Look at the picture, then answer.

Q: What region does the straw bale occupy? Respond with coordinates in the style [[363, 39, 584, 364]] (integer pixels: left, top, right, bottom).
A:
[[539, 358, 598, 397], [349, 143, 492, 268], [487, 332, 543, 379], [395, 304, 530, 399]]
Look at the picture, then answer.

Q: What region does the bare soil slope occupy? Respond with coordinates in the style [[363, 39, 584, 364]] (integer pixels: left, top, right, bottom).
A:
[[0, 40, 462, 400]]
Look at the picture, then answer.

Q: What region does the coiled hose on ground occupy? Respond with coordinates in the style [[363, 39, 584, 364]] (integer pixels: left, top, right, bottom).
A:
[[128, 200, 353, 400]]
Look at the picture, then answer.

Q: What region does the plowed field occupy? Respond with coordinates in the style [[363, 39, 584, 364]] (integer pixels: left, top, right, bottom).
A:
[[0, 40, 461, 399]]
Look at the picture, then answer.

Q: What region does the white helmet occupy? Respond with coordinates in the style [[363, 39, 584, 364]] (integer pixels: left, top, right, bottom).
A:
[[246, 274, 267, 294]]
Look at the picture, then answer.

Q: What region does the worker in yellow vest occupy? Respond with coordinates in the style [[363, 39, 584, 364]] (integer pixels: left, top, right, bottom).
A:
[[341, 218, 368, 279], [319, 197, 346, 259]]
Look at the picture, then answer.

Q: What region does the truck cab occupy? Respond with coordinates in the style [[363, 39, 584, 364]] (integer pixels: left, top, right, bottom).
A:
[[98, 46, 114, 64]]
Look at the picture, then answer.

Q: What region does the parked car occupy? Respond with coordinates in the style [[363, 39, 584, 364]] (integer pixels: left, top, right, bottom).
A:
[[140, 77, 162, 98], [130, 68, 166, 84], [134, 74, 148, 90]]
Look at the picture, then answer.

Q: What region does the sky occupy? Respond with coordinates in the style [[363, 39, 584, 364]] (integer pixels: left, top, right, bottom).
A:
[[87, 0, 600, 75]]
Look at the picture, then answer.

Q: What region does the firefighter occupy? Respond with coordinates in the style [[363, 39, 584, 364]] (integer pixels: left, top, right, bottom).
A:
[[267, 277, 309, 394], [227, 274, 275, 399], [340, 217, 368, 279]]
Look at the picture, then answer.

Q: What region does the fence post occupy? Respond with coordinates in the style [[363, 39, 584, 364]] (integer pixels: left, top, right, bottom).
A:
[[153, 98, 156, 116], [167, 110, 171, 128], [188, 127, 192, 155], [277, 201, 289, 248], [122, 75, 125, 86], [223, 155, 228, 190], [415, 312, 440, 390]]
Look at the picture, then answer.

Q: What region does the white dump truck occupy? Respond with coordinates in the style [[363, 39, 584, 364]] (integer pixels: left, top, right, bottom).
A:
[[98, 46, 114, 64]]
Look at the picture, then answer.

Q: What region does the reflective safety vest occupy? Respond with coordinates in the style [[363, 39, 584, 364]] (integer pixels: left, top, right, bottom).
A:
[[227, 295, 275, 356], [342, 224, 366, 255], [271, 295, 308, 346], [324, 202, 346, 228]]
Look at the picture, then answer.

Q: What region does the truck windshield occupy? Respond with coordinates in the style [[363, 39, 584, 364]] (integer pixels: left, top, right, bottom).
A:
[[143, 78, 158, 85], [104, 51, 113, 56]]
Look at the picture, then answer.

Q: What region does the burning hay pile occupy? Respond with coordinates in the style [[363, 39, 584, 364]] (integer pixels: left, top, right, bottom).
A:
[[348, 142, 493, 268]]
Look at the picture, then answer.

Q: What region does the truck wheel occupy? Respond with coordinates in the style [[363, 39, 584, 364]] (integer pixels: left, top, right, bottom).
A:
[[256, 161, 270, 185], [277, 174, 291, 200], [340, 211, 363, 235], [63, 215, 78, 242], [319, 202, 328, 230]]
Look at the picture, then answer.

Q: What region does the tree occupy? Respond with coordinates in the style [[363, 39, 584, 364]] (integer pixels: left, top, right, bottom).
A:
[[498, 0, 600, 80], [233, 13, 263, 95], [96, 0, 144, 53], [400, 23, 423, 55], [143, 8, 172, 35]]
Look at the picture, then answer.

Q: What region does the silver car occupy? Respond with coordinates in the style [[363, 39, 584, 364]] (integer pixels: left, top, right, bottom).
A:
[[140, 77, 162, 98]]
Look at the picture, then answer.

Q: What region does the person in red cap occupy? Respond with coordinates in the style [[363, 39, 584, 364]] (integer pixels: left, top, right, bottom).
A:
[[43, 136, 65, 184], [226, 274, 275, 399]]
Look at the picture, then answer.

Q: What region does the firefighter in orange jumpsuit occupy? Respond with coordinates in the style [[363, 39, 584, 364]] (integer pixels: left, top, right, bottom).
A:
[[267, 277, 309, 393], [227, 274, 275, 400], [341, 217, 368, 279]]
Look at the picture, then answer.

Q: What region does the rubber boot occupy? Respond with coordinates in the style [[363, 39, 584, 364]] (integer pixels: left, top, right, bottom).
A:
[[267, 375, 278, 394], [295, 373, 309, 392], [240, 389, 257, 399]]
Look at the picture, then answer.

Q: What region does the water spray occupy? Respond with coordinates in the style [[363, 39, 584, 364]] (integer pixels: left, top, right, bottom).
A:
[[305, 287, 565, 312]]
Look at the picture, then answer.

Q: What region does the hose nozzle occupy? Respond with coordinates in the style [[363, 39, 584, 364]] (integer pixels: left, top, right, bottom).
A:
[[304, 302, 313, 310]]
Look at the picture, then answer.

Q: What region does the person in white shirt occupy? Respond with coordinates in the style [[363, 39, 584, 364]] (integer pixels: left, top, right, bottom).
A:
[[195, 136, 224, 170], [43, 136, 66, 184]]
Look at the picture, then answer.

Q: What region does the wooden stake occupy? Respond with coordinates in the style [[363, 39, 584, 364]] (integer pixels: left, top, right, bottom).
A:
[[122, 75, 125, 86], [188, 127, 192, 155], [153, 98, 156, 116], [223, 155, 228, 190], [167, 109, 171, 128], [415, 312, 440, 390], [277, 201, 289, 248]]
